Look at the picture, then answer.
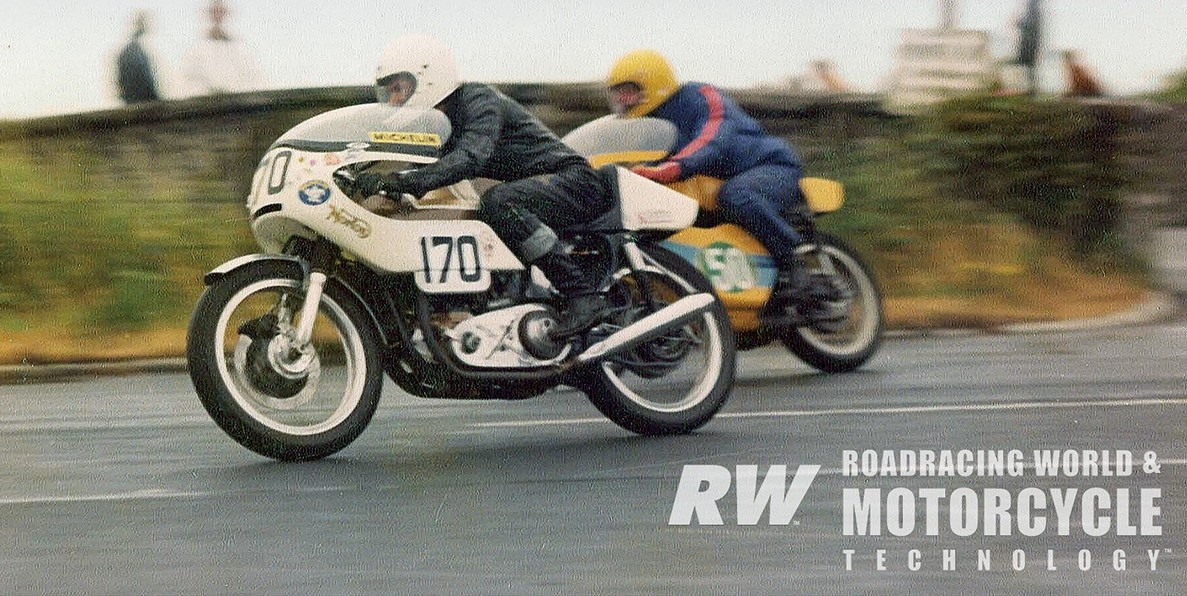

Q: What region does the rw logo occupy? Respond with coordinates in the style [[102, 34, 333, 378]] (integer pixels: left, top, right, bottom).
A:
[[668, 464, 820, 525]]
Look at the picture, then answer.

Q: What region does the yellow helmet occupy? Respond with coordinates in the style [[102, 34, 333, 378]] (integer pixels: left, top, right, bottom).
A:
[[606, 49, 678, 118]]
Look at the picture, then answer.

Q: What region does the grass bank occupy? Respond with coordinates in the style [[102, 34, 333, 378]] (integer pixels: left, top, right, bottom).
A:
[[0, 152, 254, 364], [811, 139, 1144, 330]]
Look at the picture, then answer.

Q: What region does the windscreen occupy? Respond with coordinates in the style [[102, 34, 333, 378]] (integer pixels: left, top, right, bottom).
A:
[[271, 104, 452, 156], [562, 115, 678, 159]]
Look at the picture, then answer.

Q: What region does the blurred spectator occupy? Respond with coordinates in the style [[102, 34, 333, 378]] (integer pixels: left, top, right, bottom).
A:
[[115, 11, 161, 104], [1061, 50, 1105, 98], [806, 60, 852, 93], [179, 0, 263, 96], [1013, 0, 1042, 96]]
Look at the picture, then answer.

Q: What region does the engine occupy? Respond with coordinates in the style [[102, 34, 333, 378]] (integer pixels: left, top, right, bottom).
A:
[[443, 304, 570, 368]]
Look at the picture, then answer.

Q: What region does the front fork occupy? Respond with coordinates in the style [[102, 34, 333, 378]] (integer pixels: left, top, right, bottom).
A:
[[293, 271, 328, 345], [288, 237, 340, 349]]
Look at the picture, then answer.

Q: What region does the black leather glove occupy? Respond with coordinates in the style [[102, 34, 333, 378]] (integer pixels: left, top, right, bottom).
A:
[[355, 171, 405, 198]]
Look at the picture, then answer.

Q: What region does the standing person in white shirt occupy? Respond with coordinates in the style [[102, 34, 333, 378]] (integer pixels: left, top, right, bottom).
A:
[[180, 0, 263, 96]]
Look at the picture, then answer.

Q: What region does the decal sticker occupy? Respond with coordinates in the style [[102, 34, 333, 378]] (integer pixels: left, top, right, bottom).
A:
[[368, 131, 443, 147], [326, 205, 371, 238], [698, 241, 757, 293], [298, 180, 332, 206], [637, 209, 675, 226]]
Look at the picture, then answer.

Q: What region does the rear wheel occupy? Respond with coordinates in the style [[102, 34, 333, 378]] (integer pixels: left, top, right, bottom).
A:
[[779, 233, 883, 372], [581, 246, 736, 435], [187, 261, 383, 461]]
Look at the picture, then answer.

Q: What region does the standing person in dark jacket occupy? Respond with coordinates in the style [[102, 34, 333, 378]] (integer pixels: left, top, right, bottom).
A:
[[116, 11, 161, 104], [605, 49, 840, 323], [1014, 0, 1043, 96], [355, 35, 614, 338]]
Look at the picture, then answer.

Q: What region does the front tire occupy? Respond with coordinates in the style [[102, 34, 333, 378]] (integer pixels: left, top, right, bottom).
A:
[[780, 233, 883, 373], [581, 245, 736, 435], [187, 261, 383, 461]]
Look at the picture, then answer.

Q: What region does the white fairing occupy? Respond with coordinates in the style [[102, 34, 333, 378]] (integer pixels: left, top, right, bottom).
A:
[[563, 117, 697, 230], [614, 166, 699, 231], [247, 144, 521, 294], [246, 105, 522, 294], [563, 115, 677, 158]]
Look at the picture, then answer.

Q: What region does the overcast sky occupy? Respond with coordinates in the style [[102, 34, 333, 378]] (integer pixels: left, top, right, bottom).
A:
[[1, 0, 1185, 119]]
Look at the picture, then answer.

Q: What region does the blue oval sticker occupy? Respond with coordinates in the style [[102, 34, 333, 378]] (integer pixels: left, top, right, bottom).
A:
[[298, 180, 332, 206]]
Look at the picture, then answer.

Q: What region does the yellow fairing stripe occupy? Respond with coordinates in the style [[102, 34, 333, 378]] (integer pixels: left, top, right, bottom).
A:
[[667, 224, 767, 253], [587, 150, 669, 169]]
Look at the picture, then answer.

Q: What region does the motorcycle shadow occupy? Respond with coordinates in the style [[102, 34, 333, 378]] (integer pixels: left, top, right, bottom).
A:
[[736, 366, 885, 388], [205, 430, 732, 485]]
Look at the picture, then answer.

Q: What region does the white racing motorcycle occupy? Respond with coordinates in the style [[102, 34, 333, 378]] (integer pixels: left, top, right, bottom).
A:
[[186, 104, 736, 461]]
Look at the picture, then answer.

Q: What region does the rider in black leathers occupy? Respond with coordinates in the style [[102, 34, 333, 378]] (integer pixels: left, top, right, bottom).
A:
[[356, 35, 612, 338]]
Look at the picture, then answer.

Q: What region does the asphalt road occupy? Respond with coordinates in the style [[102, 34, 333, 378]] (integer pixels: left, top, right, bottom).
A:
[[1, 322, 1184, 594]]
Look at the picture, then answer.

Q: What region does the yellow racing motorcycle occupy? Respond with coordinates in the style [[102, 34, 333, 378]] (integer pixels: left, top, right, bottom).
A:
[[564, 116, 882, 372]]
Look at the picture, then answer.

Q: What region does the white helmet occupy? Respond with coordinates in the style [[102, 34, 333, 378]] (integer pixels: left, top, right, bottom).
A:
[[375, 34, 460, 108]]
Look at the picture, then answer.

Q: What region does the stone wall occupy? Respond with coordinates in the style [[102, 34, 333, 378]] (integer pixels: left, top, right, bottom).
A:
[[0, 85, 894, 206], [1, 85, 1181, 243]]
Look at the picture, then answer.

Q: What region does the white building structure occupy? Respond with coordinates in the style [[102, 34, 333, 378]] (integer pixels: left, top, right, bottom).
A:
[[888, 0, 999, 110]]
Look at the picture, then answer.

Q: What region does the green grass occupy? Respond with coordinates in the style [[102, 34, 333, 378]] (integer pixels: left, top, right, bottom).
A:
[[0, 151, 254, 358], [806, 126, 1145, 328]]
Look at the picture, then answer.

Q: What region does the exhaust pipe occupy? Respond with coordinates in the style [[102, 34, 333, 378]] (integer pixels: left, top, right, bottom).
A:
[[576, 293, 716, 365]]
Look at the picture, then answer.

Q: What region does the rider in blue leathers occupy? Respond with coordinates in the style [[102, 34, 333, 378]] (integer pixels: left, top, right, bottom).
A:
[[606, 49, 837, 323]]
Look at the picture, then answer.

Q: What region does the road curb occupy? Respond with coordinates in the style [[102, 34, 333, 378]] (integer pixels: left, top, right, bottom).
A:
[[883, 291, 1181, 339], [1, 292, 1179, 385], [997, 291, 1181, 334], [0, 358, 188, 385]]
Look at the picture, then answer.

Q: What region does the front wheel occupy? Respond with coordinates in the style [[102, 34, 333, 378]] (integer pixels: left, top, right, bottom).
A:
[[780, 233, 883, 373], [187, 260, 383, 461], [580, 245, 736, 435]]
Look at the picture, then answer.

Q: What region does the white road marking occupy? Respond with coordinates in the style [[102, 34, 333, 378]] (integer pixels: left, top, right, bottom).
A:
[[0, 486, 351, 506], [470, 396, 1187, 428]]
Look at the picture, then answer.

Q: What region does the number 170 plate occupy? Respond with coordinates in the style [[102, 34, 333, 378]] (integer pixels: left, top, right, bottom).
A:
[[415, 234, 491, 293]]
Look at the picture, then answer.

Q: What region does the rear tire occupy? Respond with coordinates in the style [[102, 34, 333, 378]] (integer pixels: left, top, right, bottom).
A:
[[581, 245, 736, 435]]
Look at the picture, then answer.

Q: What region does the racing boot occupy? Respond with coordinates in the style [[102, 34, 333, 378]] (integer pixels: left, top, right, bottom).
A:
[[533, 246, 609, 340], [551, 292, 610, 340], [776, 256, 848, 327]]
